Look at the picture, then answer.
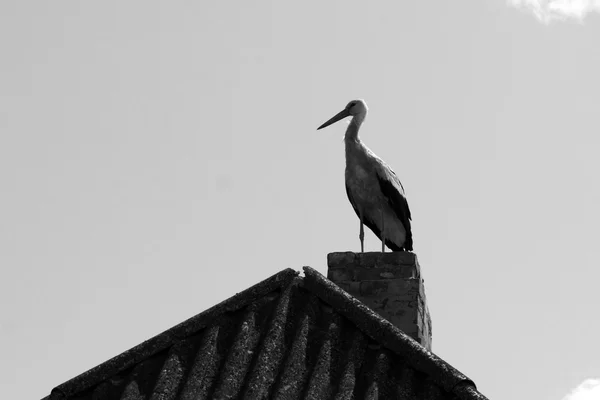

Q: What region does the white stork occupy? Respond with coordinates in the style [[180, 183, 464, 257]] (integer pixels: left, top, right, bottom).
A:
[[317, 99, 413, 253]]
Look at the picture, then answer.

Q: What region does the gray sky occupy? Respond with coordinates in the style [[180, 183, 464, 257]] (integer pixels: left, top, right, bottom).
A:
[[1, 2, 599, 399]]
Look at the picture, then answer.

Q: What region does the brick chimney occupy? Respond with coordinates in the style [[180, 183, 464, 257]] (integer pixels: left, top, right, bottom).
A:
[[327, 251, 432, 350]]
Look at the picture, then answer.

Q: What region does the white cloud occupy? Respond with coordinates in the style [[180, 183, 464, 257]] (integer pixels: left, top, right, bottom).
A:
[[562, 379, 600, 400], [508, 0, 600, 23]]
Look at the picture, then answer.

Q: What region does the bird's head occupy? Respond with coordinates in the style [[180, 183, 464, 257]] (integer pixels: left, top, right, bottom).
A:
[[317, 99, 368, 130], [345, 99, 368, 116]]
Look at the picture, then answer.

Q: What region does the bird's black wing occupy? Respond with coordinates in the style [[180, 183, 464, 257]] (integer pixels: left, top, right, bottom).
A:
[[375, 166, 413, 251]]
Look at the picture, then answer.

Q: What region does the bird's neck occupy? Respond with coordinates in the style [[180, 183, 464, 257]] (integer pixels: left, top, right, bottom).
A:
[[344, 116, 366, 164], [344, 114, 365, 142]]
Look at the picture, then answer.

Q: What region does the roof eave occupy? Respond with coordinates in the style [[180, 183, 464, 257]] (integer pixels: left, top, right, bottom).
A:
[[302, 266, 486, 400]]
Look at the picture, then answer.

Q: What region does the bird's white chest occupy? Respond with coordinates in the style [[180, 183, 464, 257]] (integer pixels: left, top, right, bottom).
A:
[[351, 163, 370, 181], [345, 141, 385, 206], [346, 163, 380, 204]]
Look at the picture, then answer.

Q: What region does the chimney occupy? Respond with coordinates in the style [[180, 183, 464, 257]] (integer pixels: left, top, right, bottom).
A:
[[327, 251, 432, 350]]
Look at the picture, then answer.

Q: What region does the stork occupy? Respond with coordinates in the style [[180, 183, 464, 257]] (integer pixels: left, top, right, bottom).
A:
[[317, 99, 413, 253]]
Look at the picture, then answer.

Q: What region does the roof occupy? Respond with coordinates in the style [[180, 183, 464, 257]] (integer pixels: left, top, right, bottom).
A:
[[43, 267, 488, 400]]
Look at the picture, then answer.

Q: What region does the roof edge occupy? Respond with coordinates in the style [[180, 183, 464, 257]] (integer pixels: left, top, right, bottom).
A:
[[48, 268, 299, 400], [302, 266, 487, 400]]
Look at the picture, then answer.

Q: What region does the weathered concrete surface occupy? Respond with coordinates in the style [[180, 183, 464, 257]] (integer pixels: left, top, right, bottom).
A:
[[327, 252, 432, 351]]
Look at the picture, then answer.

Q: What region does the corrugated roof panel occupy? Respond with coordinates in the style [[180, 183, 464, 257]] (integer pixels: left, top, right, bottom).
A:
[[46, 268, 488, 400]]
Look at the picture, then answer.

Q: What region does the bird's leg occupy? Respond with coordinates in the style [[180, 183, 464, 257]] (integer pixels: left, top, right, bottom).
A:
[[359, 217, 365, 253], [381, 209, 385, 253]]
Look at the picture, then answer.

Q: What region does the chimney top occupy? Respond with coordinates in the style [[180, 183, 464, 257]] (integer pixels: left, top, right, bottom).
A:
[[327, 251, 432, 350]]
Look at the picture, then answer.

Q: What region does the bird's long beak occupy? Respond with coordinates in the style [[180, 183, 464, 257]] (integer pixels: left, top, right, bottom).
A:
[[317, 109, 351, 130]]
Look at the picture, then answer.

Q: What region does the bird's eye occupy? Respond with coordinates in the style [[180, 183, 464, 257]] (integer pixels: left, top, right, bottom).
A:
[[348, 103, 355, 109]]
